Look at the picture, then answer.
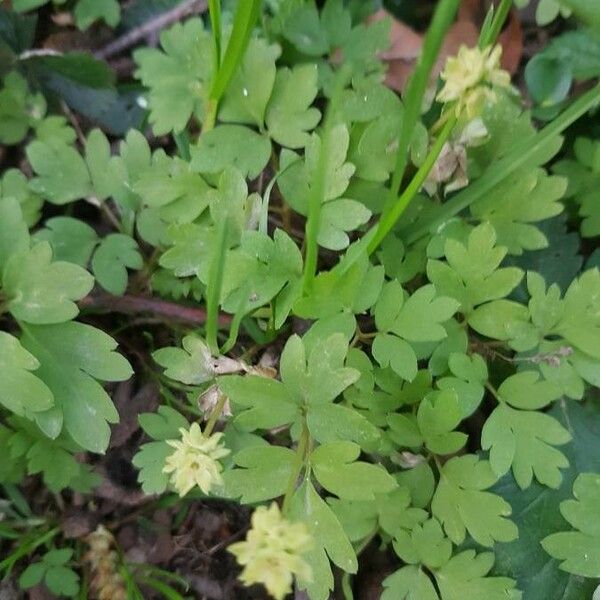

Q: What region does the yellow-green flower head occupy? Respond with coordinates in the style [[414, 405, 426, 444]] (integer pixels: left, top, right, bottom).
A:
[[437, 44, 511, 119], [163, 423, 230, 497], [229, 503, 313, 600]]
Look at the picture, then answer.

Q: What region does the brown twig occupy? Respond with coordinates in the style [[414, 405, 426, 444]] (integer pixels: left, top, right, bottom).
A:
[[80, 293, 232, 327], [95, 0, 208, 60]]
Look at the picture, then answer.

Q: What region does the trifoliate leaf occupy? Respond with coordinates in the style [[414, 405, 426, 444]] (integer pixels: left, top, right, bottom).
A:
[[392, 518, 452, 570], [432, 455, 518, 546], [21, 321, 132, 453], [310, 441, 397, 500], [482, 403, 570, 489], [26, 139, 92, 204], [35, 217, 99, 266], [191, 124, 271, 180], [3, 242, 94, 324], [91, 233, 143, 295], [427, 222, 524, 313], [74, 0, 120, 30], [542, 473, 600, 578], [434, 550, 522, 600], [220, 37, 280, 128], [134, 19, 213, 134], [221, 445, 294, 503], [290, 480, 357, 600], [0, 331, 53, 417], [265, 64, 321, 148]]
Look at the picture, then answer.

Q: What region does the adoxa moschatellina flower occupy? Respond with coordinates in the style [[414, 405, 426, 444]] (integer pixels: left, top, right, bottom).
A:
[[229, 503, 313, 600], [437, 44, 512, 119], [162, 422, 230, 497]]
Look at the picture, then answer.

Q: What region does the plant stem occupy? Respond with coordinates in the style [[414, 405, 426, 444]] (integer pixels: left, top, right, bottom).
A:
[[382, 0, 461, 218], [204, 393, 228, 435], [281, 422, 310, 515], [206, 218, 229, 354], [368, 116, 456, 254]]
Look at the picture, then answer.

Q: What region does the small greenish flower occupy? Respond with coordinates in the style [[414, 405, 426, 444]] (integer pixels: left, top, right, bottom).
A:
[[163, 423, 230, 497], [229, 503, 313, 600], [437, 44, 512, 119]]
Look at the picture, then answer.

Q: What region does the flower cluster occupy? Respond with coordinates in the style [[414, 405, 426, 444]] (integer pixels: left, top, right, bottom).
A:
[[437, 44, 512, 119], [163, 422, 230, 497], [229, 503, 313, 600]]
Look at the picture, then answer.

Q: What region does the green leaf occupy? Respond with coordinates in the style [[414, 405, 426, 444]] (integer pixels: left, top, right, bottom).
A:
[[492, 399, 600, 600], [542, 473, 600, 578], [0, 331, 53, 417], [221, 445, 294, 503], [436, 352, 487, 417], [498, 371, 562, 410], [26, 139, 92, 204], [153, 335, 216, 386], [132, 441, 173, 495], [21, 321, 132, 453], [3, 242, 94, 324], [382, 565, 439, 600], [92, 234, 143, 295], [417, 389, 467, 455], [432, 455, 518, 547], [310, 441, 397, 501], [138, 405, 188, 440], [0, 71, 45, 144], [392, 284, 459, 342], [219, 37, 280, 128], [44, 564, 80, 597], [305, 402, 380, 449], [265, 64, 321, 148], [468, 300, 531, 345], [35, 217, 99, 266], [219, 374, 299, 431], [0, 196, 29, 274], [427, 223, 524, 313], [134, 19, 213, 135], [372, 333, 418, 382], [191, 124, 271, 180], [392, 518, 452, 569], [0, 168, 43, 227], [434, 550, 522, 600], [470, 169, 566, 255], [74, 0, 120, 30], [289, 480, 357, 600], [19, 562, 46, 589], [84, 128, 115, 201], [482, 403, 571, 489]]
